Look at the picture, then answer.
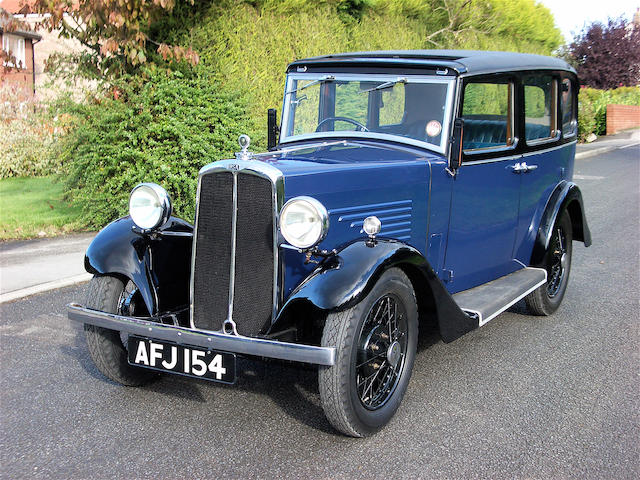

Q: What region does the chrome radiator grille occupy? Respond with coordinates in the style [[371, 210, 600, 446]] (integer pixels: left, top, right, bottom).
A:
[[191, 167, 277, 336]]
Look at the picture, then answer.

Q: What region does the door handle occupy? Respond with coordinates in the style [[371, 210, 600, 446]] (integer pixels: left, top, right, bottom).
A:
[[511, 162, 524, 173], [521, 162, 538, 173]]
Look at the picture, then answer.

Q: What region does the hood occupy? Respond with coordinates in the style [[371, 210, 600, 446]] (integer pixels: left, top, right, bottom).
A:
[[251, 139, 444, 178]]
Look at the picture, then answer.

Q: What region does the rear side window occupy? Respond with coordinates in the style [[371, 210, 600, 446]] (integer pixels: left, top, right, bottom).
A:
[[561, 78, 577, 138], [461, 81, 514, 152], [524, 75, 558, 143]]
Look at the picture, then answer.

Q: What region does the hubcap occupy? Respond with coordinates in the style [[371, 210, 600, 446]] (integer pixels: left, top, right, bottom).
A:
[[355, 294, 408, 410], [387, 341, 401, 368]]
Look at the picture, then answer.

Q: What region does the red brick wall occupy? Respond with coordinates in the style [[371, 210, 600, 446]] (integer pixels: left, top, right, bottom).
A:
[[0, 35, 35, 94], [606, 104, 640, 135]]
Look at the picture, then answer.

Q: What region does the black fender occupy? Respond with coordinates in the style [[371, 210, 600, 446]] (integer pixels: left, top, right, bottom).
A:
[[530, 181, 592, 266], [84, 216, 193, 315], [276, 239, 477, 343]]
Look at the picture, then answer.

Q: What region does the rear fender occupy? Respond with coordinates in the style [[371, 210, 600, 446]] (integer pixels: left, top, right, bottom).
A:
[[530, 182, 592, 266], [84, 216, 193, 315], [275, 239, 477, 343]]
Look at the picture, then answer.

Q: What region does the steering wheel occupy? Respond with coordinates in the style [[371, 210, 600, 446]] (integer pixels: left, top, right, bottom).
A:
[[315, 117, 369, 132]]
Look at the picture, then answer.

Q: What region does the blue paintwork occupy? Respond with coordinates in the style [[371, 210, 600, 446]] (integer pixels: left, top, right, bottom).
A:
[[444, 157, 522, 293], [251, 141, 444, 298], [514, 142, 575, 263]]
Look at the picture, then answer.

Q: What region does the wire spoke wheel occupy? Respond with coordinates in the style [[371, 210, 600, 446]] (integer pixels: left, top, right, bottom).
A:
[[547, 225, 568, 298], [356, 294, 408, 410]]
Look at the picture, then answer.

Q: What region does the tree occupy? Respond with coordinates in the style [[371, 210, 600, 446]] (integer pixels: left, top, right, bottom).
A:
[[568, 17, 640, 89], [21, 0, 199, 79]]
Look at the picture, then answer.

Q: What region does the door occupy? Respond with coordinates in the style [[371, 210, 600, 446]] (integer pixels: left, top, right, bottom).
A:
[[443, 79, 523, 293]]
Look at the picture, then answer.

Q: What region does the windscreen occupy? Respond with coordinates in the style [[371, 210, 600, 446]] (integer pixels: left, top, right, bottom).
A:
[[281, 74, 454, 153]]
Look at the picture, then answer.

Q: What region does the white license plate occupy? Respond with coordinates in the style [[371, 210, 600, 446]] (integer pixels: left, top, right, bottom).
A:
[[127, 336, 236, 384]]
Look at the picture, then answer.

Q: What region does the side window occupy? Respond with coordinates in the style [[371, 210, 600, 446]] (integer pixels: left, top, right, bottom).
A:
[[524, 75, 558, 143], [461, 81, 513, 152], [561, 78, 577, 138]]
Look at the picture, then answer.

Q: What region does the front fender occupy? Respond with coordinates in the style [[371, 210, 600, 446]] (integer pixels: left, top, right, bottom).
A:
[[530, 181, 592, 266], [277, 239, 477, 343], [85, 216, 193, 315]]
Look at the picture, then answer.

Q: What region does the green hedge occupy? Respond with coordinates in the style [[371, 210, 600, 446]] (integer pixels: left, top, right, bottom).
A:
[[189, 0, 563, 146], [60, 69, 256, 227], [578, 86, 640, 140]]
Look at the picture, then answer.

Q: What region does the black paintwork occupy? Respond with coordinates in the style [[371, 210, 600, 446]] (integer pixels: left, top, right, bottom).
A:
[[530, 181, 592, 267], [276, 239, 477, 343], [84, 216, 193, 316], [288, 50, 575, 76]]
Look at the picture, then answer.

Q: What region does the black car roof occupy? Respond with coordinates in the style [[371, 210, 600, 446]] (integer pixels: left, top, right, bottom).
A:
[[288, 50, 576, 75]]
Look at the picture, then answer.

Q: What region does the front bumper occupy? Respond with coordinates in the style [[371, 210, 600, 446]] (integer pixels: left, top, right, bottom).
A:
[[67, 303, 336, 366]]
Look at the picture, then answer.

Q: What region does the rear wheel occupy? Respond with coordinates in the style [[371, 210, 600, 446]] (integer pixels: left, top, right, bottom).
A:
[[84, 276, 156, 386], [525, 210, 573, 316], [319, 268, 418, 437]]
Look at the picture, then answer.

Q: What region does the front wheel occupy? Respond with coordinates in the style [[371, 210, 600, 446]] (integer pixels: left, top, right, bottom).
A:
[[84, 276, 157, 386], [319, 268, 418, 437], [525, 210, 573, 315]]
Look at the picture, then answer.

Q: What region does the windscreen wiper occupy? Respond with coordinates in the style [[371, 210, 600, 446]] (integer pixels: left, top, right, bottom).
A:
[[285, 75, 336, 96], [360, 77, 408, 94]]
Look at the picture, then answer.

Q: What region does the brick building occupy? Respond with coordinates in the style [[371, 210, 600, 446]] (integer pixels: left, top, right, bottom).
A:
[[1, 14, 41, 94]]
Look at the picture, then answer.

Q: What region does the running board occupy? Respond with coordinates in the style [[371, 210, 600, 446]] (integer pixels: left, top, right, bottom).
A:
[[452, 268, 547, 326]]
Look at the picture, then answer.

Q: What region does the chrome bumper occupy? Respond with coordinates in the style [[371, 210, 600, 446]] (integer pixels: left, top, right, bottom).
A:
[[67, 303, 335, 366]]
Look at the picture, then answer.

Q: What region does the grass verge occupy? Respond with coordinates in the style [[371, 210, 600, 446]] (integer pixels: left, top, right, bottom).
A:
[[0, 176, 87, 240]]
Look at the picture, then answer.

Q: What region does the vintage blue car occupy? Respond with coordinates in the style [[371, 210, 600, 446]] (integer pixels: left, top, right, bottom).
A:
[[68, 50, 591, 437]]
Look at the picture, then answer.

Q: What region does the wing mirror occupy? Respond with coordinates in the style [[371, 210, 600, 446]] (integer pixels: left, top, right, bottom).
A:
[[267, 108, 280, 150], [449, 118, 464, 172]]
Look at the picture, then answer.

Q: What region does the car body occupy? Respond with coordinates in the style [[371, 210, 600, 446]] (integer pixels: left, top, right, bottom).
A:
[[68, 50, 591, 437]]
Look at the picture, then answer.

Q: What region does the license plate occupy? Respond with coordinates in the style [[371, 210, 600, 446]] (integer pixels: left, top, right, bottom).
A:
[[127, 336, 236, 384]]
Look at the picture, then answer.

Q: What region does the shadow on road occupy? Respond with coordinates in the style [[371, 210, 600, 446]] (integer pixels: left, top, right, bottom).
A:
[[61, 318, 445, 435]]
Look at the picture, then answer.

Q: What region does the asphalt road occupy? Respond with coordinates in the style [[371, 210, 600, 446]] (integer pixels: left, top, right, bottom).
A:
[[1, 145, 638, 479]]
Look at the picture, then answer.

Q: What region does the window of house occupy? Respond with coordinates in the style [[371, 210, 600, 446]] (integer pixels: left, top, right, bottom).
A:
[[561, 78, 577, 138], [524, 75, 558, 143], [461, 81, 514, 152], [2, 34, 26, 69]]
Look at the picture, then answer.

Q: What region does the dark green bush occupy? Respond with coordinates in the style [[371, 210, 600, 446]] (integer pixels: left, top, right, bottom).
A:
[[60, 68, 256, 227]]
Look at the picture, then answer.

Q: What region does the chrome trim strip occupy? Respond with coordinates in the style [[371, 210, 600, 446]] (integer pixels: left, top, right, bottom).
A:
[[227, 172, 238, 323], [522, 140, 577, 158], [190, 159, 285, 333], [461, 140, 577, 167], [157, 231, 193, 237], [67, 303, 336, 366]]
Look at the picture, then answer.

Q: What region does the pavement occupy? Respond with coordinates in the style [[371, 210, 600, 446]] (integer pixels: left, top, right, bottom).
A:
[[0, 144, 637, 479], [0, 233, 94, 303], [0, 128, 638, 305], [574, 128, 640, 159]]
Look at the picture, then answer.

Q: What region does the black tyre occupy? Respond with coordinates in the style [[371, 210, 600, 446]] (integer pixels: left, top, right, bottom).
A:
[[525, 210, 573, 316], [319, 268, 418, 437], [84, 276, 156, 386]]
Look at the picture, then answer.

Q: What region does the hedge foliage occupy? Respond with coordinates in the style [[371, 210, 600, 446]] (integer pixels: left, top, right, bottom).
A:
[[578, 86, 640, 140], [0, 118, 62, 178], [60, 69, 255, 226], [190, 0, 562, 141]]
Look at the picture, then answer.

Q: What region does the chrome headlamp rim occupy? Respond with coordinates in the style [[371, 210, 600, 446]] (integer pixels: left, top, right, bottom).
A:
[[129, 182, 172, 230], [280, 196, 329, 249]]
